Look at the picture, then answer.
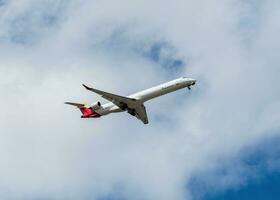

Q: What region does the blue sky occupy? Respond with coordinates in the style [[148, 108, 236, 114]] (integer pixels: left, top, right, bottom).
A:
[[0, 0, 280, 200], [189, 134, 280, 200], [204, 173, 280, 200]]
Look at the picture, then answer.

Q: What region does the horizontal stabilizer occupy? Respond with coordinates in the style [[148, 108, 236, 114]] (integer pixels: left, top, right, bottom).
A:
[[64, 102, 87, 108]]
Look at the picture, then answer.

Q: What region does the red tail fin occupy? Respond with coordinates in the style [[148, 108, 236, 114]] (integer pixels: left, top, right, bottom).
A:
[[79, 107, 93, 118], [65, 102, 101, 118]]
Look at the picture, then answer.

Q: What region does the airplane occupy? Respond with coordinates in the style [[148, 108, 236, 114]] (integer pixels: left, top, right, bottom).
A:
[[65, 77, 196, 124]]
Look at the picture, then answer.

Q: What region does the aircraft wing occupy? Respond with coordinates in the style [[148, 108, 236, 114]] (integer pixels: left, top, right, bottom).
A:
[[134, 104, 149, 124], [83, 84, 149, 124], [82, 84, 138, 108]]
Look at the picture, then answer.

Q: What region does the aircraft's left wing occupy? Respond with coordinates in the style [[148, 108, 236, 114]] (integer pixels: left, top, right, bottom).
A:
[[134, 104, 149, 124], [82, 84, 138, 108]]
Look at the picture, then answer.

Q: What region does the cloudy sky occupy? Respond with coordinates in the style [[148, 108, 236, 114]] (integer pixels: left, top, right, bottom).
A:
[[0, 0, 280, 199]]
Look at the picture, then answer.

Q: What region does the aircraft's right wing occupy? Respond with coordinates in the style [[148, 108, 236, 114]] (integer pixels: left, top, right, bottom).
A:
[[82, 84, 138, 109], [82, 84, 149, 124]]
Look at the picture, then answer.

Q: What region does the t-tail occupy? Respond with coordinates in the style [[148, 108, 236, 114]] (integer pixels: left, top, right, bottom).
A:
[[65, 102, 101, 118]]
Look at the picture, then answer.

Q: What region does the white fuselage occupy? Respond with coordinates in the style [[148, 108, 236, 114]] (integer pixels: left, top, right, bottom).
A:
[[95, 77, 196, 115]]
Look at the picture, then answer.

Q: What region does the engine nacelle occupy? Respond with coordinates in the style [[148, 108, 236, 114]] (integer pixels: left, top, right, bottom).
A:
[[90, 101, 101, 110]]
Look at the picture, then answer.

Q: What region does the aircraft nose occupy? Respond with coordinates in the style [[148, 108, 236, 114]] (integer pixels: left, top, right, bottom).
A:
[[189, 78, 196, 85]]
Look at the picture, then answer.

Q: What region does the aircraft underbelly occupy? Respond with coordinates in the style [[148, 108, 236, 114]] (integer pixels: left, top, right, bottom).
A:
[[96, 105, 122, 116], [137, 82, 187, 102]]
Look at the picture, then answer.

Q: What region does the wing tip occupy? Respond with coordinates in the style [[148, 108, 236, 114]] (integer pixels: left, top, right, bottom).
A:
[[82, 84, 91, 90]]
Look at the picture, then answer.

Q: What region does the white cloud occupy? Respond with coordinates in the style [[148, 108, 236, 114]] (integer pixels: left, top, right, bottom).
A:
[[0, 0, 280, 199]]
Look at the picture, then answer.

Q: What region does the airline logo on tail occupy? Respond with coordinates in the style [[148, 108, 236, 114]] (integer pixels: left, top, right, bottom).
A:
[[65, 102, 101, 118]]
